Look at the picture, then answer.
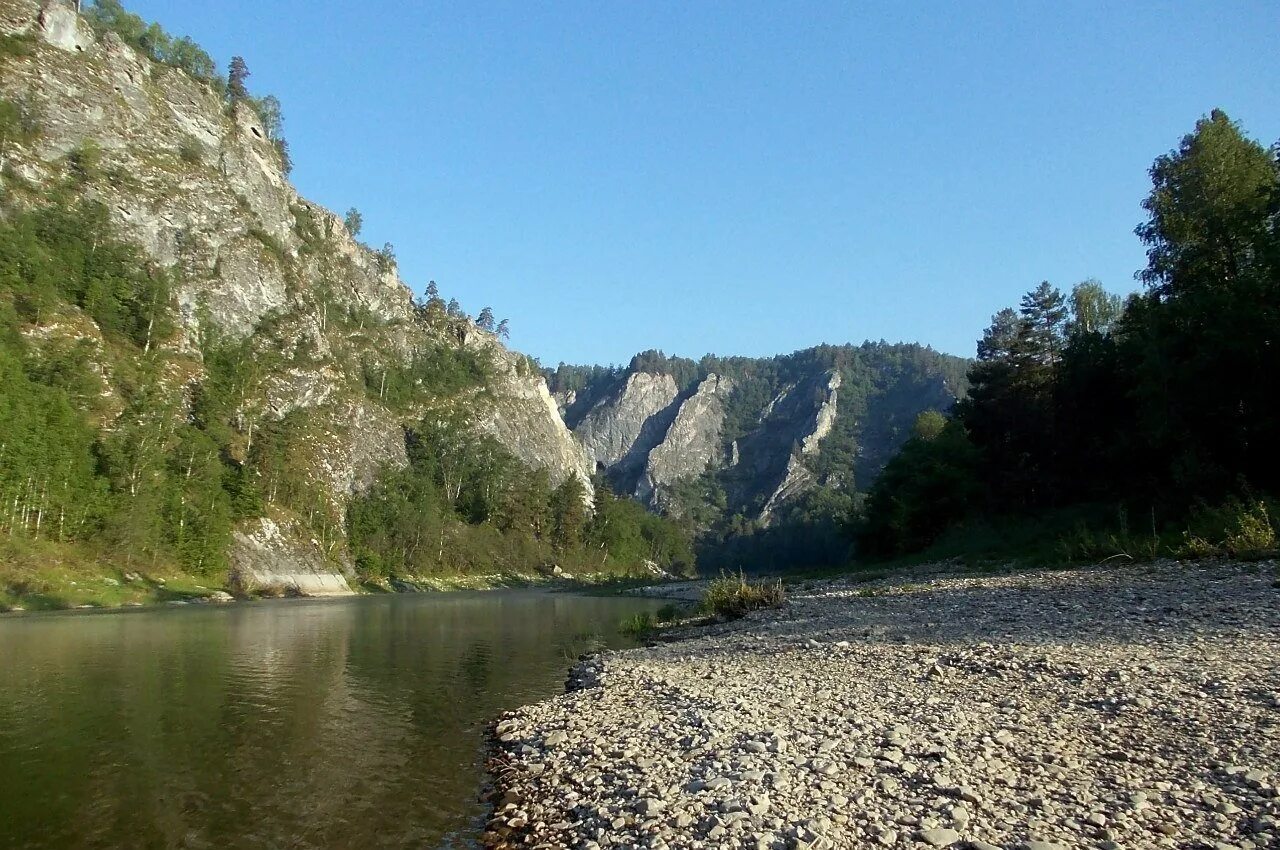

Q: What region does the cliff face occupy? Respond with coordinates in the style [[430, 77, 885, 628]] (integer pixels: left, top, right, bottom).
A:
[[0, 0, 590, 591], [636, 374, 733, 510], [554, 345, 969, 525]]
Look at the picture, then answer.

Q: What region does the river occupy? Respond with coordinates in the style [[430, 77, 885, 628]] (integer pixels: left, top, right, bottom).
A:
[[0, 591, 670, 849]]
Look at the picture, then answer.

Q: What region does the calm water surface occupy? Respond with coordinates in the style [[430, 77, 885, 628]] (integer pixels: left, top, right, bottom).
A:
[[0, 591, 667, 849]]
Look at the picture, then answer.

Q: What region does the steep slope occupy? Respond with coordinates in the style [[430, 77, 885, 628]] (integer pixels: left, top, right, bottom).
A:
[[550, 343, 969, 526], [0, 0, 591, 597]]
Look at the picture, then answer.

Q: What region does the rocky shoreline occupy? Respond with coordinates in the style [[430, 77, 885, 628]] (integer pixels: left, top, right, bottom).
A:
[[484, 561, 1280, 849]]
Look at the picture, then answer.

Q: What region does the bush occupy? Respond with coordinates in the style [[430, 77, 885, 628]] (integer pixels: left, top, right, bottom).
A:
[[1224, 500, 1277, 558], [619, 603, 686, 638], [700, 570, 785, 620], [178, 136, 202, 165]]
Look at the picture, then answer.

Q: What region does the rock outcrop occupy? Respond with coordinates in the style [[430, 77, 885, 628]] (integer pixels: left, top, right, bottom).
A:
[[0, 0, 591, 588], [575, 371, 680, 474], [747, 370, 841, 524], [635, 374, 733, 509], [229, 518, 353, 596], [556, 346, 968, 524]]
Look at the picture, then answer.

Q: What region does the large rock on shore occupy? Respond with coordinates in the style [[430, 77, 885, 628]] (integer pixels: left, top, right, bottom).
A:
[[487, 560, 1280, 849]]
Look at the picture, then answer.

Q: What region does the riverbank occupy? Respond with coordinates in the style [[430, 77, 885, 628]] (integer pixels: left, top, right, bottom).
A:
[[485, 560, 1280, 849], [0, 556, 684, 614]]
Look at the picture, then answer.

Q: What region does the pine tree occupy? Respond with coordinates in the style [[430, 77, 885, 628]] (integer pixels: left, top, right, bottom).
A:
[[227, 56, 250, 101], [476, 307, 495, 332], [344, 208, 363, 237]]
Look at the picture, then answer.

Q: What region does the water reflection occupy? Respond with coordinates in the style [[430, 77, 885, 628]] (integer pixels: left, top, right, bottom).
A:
[[0, 591, 664, 849]]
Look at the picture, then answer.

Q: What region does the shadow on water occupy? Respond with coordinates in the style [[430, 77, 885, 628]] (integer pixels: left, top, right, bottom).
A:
[[0, 590, 667, 850]]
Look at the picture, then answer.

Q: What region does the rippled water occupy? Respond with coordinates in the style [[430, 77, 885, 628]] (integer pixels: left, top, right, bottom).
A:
[[0, 591, 665, 849]]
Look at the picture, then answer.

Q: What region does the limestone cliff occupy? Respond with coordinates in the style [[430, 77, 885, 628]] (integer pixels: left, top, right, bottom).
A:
[[574, 371, 680, 475], [634, 374, 733, 510], [551, 344, 969, 525], [0, 0, 590, 591]]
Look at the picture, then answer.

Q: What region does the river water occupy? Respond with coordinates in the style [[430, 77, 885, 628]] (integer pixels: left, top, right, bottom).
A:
[[0, 591, 667, 849]]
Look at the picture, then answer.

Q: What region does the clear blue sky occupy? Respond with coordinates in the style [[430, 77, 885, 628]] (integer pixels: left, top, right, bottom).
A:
[[130, 0, 1279, 366]]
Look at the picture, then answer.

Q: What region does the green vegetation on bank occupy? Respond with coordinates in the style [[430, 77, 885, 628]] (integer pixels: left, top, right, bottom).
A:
[[347, 437, 695, 579], [700, 571, 786, 620], [858, 110, 1280, 567]]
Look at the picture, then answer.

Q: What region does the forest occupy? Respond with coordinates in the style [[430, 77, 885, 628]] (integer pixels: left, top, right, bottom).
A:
[[859, 111, 1280, 563]]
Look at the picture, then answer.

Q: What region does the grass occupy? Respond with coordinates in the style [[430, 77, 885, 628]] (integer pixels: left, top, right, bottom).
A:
[[0, 537, 228, 612], [619, 602, 687, 638], [852, 497, 1280, 576], [700, 570, 786, 621]]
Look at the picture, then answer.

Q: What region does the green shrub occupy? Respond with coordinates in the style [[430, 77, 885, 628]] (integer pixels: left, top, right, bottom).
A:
[[1224, 500, 1277, 558], [177, 136, 202, 165], [655, 602, 682, 623], [700, 570, 785, 620], [0, 32, 35, 59], [247, 227, 287, 267], [66, 140, 103, 184], [620, 611, 656, 637]]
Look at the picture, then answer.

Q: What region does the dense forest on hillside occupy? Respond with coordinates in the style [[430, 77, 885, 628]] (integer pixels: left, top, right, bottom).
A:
[[0, 0, 694, 608], [0, 189, 692, 600], [860, 111, 1280, 563]]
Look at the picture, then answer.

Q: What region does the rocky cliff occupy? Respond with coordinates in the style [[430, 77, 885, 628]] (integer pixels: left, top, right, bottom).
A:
[[0, 0, 591, 592], [552, 344, 969, 525]]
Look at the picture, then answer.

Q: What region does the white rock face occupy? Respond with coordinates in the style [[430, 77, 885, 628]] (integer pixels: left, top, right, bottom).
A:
[[36, 2, 92, 53], [229, 518, 354, 596], [636, 374, 733, 508], [576, 372, 680, 472], [757, 370, 840, 524], [476, 338, 594, 492]]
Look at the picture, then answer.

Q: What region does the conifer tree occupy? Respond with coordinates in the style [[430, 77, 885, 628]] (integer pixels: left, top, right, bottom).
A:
[[227, 56, 250, 101]]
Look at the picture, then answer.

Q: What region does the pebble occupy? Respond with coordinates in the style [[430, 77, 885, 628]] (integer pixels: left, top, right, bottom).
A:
[[484, 560, 1280, 849]]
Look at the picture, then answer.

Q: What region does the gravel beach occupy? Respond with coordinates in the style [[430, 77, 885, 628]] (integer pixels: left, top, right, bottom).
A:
[[485, 561, 1280, 849]]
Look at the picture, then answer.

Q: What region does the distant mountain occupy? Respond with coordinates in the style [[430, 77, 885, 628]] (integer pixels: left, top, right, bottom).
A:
[[548, 343, 970, 530]]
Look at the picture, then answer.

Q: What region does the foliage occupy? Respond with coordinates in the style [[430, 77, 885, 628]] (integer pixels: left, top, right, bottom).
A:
[[860, 110, 1280, 564], [700, 570, 785, 620], [0, 32, 36, 60], [347, 423, 695, 579], [619, 603, 685, 638], [227, 56, 250, 101], [0, 96, 40, 171], [177, 135, 203, 165], [344, 207, 363, 237], [362, 345, 492, 408], [0, 197, 238, 574], [84, 1, 222, 88]]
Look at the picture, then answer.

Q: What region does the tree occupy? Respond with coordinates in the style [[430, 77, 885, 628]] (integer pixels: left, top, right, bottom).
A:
[[1129, 109, 1280, 494], [227, 56, 250, 101], [912, 410, 947, 442], [549, 475, 587, 550], [1067, 279, 1123, 337], [273, 138, 291, 176], [1014, 281, 1067, 371], [495, 318, 510, 340], [1137, 109, 1276, 299], [446, 298, 463, 318], [253, 95, 283, 140], [476, 306, 495, 332], [375, 242, 395, 273], [344, 208, 363, 237]]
